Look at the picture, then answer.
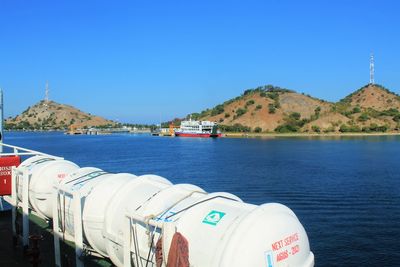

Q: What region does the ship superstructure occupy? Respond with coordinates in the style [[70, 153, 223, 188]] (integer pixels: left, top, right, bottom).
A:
[[175, 119, 222, 137]]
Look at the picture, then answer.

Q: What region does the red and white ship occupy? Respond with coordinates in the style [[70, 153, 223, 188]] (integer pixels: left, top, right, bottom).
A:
[[174, 119, 222, 138]]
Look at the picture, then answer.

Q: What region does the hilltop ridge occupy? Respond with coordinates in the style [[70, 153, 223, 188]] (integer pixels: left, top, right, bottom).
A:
[[6, 100, 115, 130], [6, 83, 400, 134], [184, 84, 400, 133]]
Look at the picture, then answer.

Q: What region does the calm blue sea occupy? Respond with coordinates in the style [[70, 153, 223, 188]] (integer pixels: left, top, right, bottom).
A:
[[4, 132, 400, 267]]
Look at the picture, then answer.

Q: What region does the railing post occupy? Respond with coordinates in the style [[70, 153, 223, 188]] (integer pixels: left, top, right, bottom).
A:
[[10, 168, 21, 248], [11, 167, 17, 238], [22, 171, 30, 250], [52, 190, 61, 267], [123, 215, 132, 267], [73, 191, 84, 267]]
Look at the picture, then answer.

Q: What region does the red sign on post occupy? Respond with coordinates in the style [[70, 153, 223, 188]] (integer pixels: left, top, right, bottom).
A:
[[0, 156, 21, 196]]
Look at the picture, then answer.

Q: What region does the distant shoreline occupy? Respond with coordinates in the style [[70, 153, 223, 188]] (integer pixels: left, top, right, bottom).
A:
[[5, 130, 400, 138], [222, 132, 400, 138]]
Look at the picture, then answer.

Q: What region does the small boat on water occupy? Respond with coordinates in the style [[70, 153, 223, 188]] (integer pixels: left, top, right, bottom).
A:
[[174, 119, 222, 137], [151, 129, 161, 136]]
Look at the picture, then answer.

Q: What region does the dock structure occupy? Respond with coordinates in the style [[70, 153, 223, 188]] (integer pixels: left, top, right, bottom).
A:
[[67, 127, 151, 135]]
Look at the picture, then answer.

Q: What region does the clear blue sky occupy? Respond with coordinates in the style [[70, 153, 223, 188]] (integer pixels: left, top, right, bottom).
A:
[[1, 0, 399, 124]]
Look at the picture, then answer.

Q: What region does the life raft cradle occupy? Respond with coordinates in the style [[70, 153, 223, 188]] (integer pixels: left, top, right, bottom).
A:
[[124, 193, 240, 267], [3, 144, 314, 267]]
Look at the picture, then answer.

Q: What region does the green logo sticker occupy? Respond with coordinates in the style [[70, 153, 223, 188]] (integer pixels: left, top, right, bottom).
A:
[[202, 210, 226, 226]]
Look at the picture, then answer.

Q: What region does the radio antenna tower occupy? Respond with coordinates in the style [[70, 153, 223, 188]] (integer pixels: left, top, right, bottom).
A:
[[43, 81, 50, 108], [45, 81, 49, 102], [369, 53, 374, 85]]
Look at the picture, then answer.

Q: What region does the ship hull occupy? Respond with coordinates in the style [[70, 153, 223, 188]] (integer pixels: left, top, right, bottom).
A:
[[175, 132, 222, 138]]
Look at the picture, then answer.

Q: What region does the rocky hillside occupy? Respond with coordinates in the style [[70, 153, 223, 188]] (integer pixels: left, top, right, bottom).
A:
[[187, 84, 400, 133], [6, 100, 115, 130]]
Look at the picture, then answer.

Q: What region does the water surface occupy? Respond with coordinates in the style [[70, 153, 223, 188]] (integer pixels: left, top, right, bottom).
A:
[[5, 132, 400, 267]]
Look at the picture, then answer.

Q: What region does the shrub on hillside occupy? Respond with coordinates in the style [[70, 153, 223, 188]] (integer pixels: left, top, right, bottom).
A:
[[362, 123, 388, 133], [243, 89, 253, 96], [310, 106, 322, 121], [380, 108, 399, 116], [254, 127, 262, 133], [323, 126, 335, 133], [273, 112, 308, 133], [268, 104, 276, 114], [219, 123, 251, 132], [235, 108, 247, 117], [266, 91, 279, 100], [190, 113, 201, 120], [245, 100, 255, 107], [275, 124, 299, 133], [358, 113, 369, 122], [289, 112, 301, 121], [211, 105, 225, 116], [311, 125, 321, 133], [339, 124, 361, 133], [352, 106, 361, 113]]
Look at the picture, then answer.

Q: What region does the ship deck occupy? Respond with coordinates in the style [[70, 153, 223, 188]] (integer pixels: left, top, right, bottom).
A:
[[0, 209, 113, 266]]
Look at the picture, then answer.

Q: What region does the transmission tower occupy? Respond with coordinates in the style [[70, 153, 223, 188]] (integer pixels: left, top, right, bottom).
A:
[[45, 81, 49, 102], [43, 81, 49, 107], [370, 53, 374, 84]]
